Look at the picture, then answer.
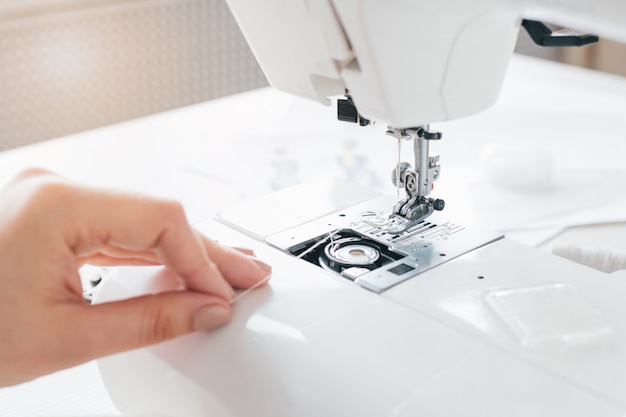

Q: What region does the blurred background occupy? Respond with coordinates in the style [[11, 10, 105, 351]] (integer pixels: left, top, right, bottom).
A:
[[0, 0, 624, 151]]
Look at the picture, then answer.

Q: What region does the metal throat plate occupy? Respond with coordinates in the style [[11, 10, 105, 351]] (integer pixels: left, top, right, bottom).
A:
[[266, 195, 504, 293]]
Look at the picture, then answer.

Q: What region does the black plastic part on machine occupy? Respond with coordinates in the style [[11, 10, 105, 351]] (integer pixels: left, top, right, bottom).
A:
[[337, 96, 371, 126], [522, 19, 599, 47], [416, 127, 442, 140]]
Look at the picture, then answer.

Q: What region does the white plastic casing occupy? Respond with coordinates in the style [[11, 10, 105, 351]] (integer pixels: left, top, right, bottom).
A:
[[226, 0, 521, 127], [94, 180, 626, 416], [225, 0, 626, 128]]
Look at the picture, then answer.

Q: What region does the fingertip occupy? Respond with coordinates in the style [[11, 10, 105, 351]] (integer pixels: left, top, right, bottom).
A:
[[192, 304, 232, 331], [246, 255, 272, 275], [245, 255, 272, 288]]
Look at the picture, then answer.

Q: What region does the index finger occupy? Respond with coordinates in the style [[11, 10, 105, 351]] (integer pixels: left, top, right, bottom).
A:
[[55, 182, 236, 301]]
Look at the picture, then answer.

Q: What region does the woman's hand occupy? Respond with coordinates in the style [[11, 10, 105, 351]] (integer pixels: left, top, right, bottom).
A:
[[0, 170, 271, 386]]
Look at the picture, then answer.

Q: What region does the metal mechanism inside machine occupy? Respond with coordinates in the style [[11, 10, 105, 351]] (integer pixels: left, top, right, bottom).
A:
[[265, 197, 504, 293], [337, 95, 446, 233], [288, 228, 404, 280], [385, 125, 446, 232]]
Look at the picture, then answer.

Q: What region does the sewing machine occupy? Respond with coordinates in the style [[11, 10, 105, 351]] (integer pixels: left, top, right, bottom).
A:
[[94, 1, 626, 415]]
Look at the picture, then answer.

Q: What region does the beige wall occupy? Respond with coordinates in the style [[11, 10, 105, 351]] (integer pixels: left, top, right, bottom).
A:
[[516, 29, 626, 78], [560, 39, 626, 77], [0, 0, 267, 151]]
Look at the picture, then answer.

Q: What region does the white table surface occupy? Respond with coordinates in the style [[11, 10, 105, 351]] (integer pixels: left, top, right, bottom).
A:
[[1, 54, 626, 416]]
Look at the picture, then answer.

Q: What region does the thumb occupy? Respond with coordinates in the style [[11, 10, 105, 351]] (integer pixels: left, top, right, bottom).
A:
[[70, 291, 231, 360]]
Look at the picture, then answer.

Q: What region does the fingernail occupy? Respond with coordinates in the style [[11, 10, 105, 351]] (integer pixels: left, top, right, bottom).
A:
[[193, 305, 231, 331], [248, 255, 272, 274]]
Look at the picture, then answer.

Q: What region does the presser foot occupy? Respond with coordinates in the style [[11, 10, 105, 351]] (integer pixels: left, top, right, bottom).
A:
[[383, 169, 445, 233], [387, 125, 445, 233], [361, 180, 445, 233], [361, 208, 433, 234]]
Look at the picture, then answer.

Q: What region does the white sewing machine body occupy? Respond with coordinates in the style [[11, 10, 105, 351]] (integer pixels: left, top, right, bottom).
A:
[[95, 0, 626, 414], [95, 179, 626, 416], [225, 0, 626, 127]]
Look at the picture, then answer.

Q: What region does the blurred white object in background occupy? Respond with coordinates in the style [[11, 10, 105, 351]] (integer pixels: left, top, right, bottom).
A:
[[480, 141, 554, 190]]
